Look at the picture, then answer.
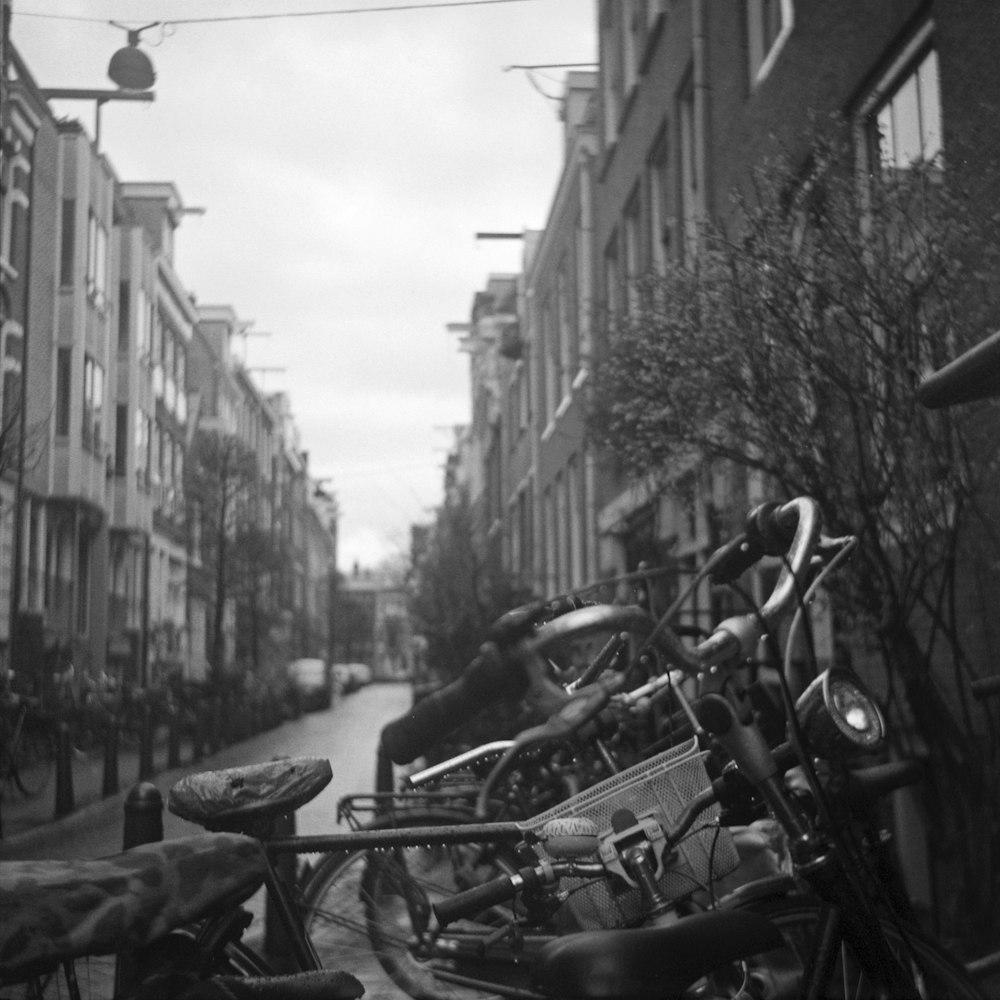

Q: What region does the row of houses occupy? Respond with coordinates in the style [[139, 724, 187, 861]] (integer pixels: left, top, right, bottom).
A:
[[444, 0, 1000, 638], [0, 41, 338, 697]]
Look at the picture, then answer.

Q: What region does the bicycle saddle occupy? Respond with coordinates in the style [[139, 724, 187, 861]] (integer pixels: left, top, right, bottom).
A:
[[168, 757, 332, 833], [0, 832, 265, 980]]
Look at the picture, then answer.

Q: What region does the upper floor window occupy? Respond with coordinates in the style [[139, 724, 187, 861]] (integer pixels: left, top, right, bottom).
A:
[[746, 0, 793, 87], [623, 188, 643, 314], [868, 44, 942, 174], [1, 328, 23, 432], [678, 77, 700, 264], [647, 128, 671, 273], [86, 212, 109, 311], [82, 354, 105, 452]]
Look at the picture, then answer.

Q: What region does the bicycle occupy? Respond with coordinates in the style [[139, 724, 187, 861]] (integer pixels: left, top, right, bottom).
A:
[[0, 695, 54, 799], [0, 825, 365, 999], [163, 497, 985, 998], [424, 497, 982, 998]]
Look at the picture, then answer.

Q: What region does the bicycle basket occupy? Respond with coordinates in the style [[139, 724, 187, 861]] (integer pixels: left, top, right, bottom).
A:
[[517, 737, 738, 930]]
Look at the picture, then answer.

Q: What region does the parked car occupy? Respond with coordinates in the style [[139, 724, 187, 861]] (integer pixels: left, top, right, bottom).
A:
[[287, 658, 333, 712], [332, 662, 372, 695]]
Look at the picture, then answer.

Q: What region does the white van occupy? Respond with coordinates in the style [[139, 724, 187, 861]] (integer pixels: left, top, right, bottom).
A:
[[287, 658, 332, 711]]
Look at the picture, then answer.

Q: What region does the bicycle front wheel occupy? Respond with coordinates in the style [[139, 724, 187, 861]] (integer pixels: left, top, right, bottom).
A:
[[300, 812, 528, 1000], [724, 896, 984, 999]]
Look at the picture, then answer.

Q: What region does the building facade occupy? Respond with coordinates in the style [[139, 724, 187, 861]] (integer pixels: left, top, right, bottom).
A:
[[0, 40, 338, 699], [451, 0, 1000, 624]]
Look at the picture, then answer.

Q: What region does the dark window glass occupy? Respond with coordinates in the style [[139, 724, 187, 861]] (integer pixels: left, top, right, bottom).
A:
[[56, 347, 72, 436], [60, 199, 75, 287]]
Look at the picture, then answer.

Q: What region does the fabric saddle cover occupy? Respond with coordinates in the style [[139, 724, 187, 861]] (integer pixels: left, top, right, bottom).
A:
[[0, 832, 265, 979]]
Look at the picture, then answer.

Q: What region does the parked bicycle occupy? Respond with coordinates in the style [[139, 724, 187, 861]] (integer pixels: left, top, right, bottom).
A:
[[0, 693, 54, 800], [163, 497, 985, 999], [0, 824, 366, 999]]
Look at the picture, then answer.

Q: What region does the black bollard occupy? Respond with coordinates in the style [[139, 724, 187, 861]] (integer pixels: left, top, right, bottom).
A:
[[191, 706, 204, 763], [374, 743, 394, 797], [122, 781, 163, 849], [167, 705, 181, 769], [117, 782, 163, 995], [102, 715, 120, 797], [54, 721, 75, 818], [209, 696, 221, 754], [138, 703, 154, 780]]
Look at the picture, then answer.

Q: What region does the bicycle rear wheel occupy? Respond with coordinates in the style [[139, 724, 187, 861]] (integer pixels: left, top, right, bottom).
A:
[[722, 896, 984, 999]]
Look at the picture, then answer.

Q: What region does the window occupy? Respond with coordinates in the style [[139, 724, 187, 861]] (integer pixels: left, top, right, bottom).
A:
[[86, 212, 109, 310], [543, 296, 559, 421], [137, 288, 152, 361], [60, 199, 75, 287], [56, 347, 72, 436], [556, 264, 573, 398], [135, 409, 151, 488], [623, 188, 642, 314], [678, 77, 700, 263], [115, 404, 128, 476], [82, 354, 104, 451], [2, 330, 23, 432], [868, 45, 942, 173], [118, 281, 131, 353], [746, 0, 793, 87], [647, 129, 672, 273], [604, 233, 621, 324]]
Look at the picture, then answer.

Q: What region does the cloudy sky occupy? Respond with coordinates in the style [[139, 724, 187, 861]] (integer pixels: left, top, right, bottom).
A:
[[11, 0, 596, 571]]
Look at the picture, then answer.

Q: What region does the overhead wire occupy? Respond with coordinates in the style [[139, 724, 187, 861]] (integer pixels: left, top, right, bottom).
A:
[[16, 0, 535, 26]]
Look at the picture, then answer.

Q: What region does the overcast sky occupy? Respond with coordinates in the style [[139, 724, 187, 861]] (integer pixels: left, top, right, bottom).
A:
[[11, 0, 596, 572]]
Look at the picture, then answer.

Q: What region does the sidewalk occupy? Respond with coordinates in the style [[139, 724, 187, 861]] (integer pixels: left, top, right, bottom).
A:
[[0, 725, 204, 853], [0, 684, 412, 862]]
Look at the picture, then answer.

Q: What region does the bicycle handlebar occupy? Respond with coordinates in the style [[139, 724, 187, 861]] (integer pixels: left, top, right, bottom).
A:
[[917, 328, 1000, 408], [379, 596, 596, 766], [379, 643, 532, 765], [971, 674, 1000, 700], [432, 859, 604, 927], [694, 497, 822, 669]]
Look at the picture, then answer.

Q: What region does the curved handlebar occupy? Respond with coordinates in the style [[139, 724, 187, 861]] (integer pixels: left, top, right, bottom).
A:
[[695, 497, 821, 668]]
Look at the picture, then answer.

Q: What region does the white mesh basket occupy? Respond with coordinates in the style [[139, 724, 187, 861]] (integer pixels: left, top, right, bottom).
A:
[[517, 737, 738, 929]]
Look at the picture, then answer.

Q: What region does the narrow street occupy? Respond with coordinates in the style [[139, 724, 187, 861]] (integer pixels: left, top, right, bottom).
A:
[[1, 682, 413, 859], [2, 682, 418, 999]]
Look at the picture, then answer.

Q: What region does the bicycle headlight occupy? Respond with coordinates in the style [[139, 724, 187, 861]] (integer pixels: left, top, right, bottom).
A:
[[795, 669, 886, 755]]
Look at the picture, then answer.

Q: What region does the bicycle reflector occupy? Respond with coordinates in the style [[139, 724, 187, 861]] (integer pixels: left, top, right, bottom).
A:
[[795, 669, 886, 755]]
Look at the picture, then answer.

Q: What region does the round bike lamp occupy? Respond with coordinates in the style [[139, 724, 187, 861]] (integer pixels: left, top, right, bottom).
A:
[[795, 669, 886, 755]]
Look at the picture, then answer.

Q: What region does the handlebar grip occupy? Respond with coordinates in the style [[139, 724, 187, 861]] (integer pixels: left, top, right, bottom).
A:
[[971, 674, 1000, 700], [746, 501, 800, 555], [917, 329, 1000, 408], [432, 865, 545, 926], [709, 533, 766, 584], [380, 648, 529, 765]]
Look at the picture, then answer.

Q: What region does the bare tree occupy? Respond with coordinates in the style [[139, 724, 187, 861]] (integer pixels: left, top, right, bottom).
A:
[[409, 487, 532, 684], [186, 431, 261, 681], [589, 126, 1000, 949]]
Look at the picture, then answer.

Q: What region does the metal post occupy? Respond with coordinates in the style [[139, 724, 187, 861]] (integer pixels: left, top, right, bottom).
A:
[[117, 783, 162, 997], [167, 704, 181, 769], [138, 702, 154, 780], [122, 781, 162, 849], [102, 714, 120, 797], [54, 721, 74, 818]]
